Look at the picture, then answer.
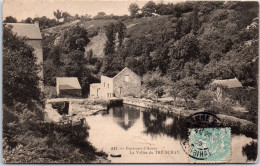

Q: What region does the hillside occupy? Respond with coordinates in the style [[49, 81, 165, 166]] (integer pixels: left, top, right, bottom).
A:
[[42, 19, 124, 59], [43, 1, 258, 100]]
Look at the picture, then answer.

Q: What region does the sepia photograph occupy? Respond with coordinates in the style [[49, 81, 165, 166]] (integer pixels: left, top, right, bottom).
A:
[[2, 0, 259, 163]]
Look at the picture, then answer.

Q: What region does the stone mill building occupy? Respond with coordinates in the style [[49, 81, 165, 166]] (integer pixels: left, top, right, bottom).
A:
[[90, 67, 141, 99]]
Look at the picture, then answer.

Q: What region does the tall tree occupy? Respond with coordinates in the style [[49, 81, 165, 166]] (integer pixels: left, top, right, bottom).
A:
[[53, 9, 62, 22], [104, 23, 116, 55], [22, 17, 33, 23], [62, 12, 71, 22], [141, 1, 157, 16], [128, 3, 140, 17], [62, 25, 90, 52]]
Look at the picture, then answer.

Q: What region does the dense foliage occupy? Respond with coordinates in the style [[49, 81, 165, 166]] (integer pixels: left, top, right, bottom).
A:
[[2, 1, 258, 163], [43, 25, 99, 96], [3, 25, 41, 106], [106, 1, 258, 100], [41, 1, 258, 106], [3, 26, 105, 163]]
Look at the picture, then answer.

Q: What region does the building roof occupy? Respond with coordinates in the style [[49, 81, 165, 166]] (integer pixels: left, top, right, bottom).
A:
[[56, 77, 81, 90], [211, 78, 243, 88], [113, 67, 138, 79], [6, 22, 42, 40]]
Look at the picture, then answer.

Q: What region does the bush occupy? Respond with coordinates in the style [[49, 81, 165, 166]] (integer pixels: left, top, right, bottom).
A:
[[44, 86, 57, 99], [3, 115, 106, 163], [196, 90, 215, 108]]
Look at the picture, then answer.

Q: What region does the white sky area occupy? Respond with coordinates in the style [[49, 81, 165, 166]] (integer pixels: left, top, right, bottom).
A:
[[3, 0, 256, 21], [2, 0, 175, 21]]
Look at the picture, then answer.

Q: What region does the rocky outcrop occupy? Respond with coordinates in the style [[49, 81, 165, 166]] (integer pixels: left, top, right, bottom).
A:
[[44, 104, 62, 123]]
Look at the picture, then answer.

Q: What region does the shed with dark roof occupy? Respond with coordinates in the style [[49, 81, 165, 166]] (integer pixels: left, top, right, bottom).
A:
[[211, 78, 243, 88], [211, 78, 243, 101], [56, 77, 82, 97]]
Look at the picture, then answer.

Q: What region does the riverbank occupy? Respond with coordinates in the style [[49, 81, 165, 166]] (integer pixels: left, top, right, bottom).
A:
[[45, 98, 107, 124], [123, 97, 257, 138], [43, 98, 110, 163]]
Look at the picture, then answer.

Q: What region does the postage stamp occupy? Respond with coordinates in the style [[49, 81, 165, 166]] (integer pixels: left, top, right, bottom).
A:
[[188, 127, 231, 163]]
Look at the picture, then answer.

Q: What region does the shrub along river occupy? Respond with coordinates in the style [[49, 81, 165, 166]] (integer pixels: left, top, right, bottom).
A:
[[85, 104, 257, 163]]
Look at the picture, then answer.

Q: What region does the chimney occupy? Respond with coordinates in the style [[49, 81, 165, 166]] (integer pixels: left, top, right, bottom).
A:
[[34, 21, 39, 28]]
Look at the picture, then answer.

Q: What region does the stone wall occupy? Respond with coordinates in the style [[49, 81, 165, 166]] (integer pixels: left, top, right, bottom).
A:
[[113, 68, 141, 97], [89, 68, 141, 99]]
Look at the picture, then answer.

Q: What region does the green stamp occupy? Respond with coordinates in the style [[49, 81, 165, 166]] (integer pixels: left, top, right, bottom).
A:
[[188, 128, 231, 162]]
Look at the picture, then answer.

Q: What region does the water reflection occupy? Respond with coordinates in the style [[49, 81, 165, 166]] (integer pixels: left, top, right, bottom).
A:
[[107, 106, 140, 130], [142, 109, 188, 141], [85, 104, 257, 163]]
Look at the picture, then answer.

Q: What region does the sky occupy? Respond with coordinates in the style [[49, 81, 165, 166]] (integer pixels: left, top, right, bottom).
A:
[[2, 0, 166, 21], [4, 0, 254, 21]]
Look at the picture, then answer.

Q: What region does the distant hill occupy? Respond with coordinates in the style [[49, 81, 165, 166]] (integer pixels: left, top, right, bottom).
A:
[[42, 1, 259, 98], [42, 19, 123, 58]]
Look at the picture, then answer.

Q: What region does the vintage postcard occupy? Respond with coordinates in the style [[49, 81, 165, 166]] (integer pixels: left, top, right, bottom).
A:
[[2, 0, 258, 164]]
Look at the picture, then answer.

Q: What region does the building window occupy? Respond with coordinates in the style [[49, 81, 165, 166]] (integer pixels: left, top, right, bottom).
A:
[[125, 75, 129, 82]]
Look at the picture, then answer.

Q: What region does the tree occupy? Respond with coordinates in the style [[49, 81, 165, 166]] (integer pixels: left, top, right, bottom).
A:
[[196, 90, 215, 108], [141, 1, 157, 16], [114, 22, 126, 47], [156, 2, 175, 15], [63, 50, 96, 96], [128, 3, 140, 17], [33, 16, 59, 29], [170, 33, 200, 64], [80, 14, 92, 21], [176, 77, 199, 108], [104, 23, 116, 55], [51, 45, 62, 66], [3, 25, 40, 106], [54, 9, 63, 22], [4, 16, 17, 23], [143, 70, 172, 101], [62, 12, 71, 22], [93, 12, 106, 19], [62, 25, 90, 52], [22, 17, 33, 23]]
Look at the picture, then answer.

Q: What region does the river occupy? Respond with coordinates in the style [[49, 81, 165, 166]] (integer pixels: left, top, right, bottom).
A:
[[85, 104, 257, 163]]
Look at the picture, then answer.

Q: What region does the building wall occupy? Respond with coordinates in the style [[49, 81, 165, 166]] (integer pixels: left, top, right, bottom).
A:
[[100, 76, 114, 98], [113, 68, 141, 97], [26, 40, 44, 91], [89, 83, 101, 98], [59, 89, 82, 98], [89, 68, 141, 99]]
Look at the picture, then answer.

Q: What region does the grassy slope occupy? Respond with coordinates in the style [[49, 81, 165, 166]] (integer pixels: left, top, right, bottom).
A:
[[42, 19, 122, 58]]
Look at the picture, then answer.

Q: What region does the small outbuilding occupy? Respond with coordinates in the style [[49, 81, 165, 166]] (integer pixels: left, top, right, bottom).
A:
[[211, 78, 243, 89], [56, 77, 82, 98], [211, 78, 243, 101]]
